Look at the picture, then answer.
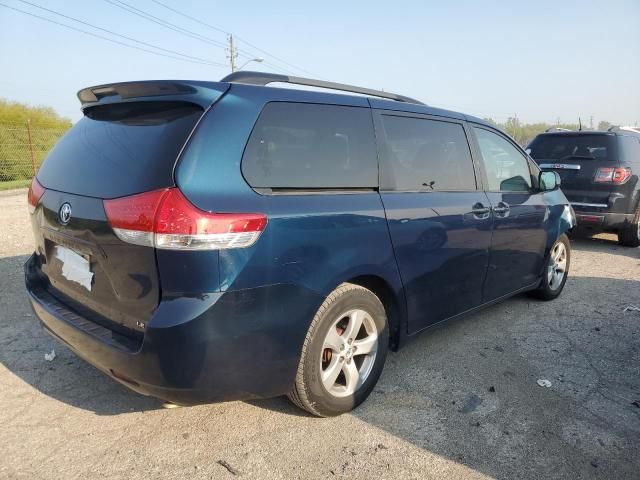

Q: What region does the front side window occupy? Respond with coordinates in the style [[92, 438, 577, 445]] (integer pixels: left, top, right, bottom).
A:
[[380, 115, 476, 191], [242, 102, 377, 189], [474, 127, 532, 192]]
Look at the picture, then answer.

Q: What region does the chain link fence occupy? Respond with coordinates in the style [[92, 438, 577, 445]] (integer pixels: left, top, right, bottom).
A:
[[0, 121, 69, 188]]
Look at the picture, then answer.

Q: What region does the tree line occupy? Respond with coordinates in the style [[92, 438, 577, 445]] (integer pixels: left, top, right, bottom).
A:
[[0, 99, 72, 184], [484, 117, 616, 147], [0, 98, 72, 129]]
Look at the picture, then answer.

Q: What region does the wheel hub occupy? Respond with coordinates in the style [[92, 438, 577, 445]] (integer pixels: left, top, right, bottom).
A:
[[344, 345, 354, 361]]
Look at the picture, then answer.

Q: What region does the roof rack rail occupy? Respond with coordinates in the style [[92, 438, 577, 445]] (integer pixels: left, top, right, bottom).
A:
[[220, 71, 425, 106], [545, 127, 572, 132], [608, 125, 640, 133]]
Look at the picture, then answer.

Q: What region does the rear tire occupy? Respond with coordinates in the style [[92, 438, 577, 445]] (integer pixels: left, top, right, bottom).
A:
[[288, 283, 388, 417], [618, 208, 640, 247], [529, 234, 571, 301]]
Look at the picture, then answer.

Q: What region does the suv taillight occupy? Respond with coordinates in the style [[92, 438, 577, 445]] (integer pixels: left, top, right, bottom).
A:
[[103, 188, 267, 250], [27, 178, 46, 214], [594, 167, 632, 184]]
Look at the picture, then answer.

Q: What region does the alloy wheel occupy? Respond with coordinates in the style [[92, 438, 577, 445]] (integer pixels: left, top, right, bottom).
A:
[[320, 309, 378, 398], [548, 241, 567, 290]]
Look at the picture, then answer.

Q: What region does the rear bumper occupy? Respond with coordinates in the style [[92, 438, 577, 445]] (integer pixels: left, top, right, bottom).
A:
[[574, 210, 634, 231], [25, 254, 322, 405], [565, 188, 638, 216]]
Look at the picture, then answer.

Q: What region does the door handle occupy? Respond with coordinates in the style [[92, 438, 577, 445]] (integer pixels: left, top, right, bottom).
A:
[[493, 202, 510, 217], [471, 203, 491, 219]]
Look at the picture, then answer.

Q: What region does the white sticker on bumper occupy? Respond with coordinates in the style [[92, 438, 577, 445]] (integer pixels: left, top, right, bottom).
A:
[[55, 246, 93, 291]]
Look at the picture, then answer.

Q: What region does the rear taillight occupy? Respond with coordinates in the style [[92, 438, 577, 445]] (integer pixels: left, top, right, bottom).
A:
[[103, 189, 167, 247], [594, 167, 632, 184], [27, 178, 46, 214], [103, 188, 267, 250]]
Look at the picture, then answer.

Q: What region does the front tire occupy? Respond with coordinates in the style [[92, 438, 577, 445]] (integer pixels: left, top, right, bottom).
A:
[[618, 207, 640, 247], [529, 234, 571, 301], [288, 283, 388, 417]]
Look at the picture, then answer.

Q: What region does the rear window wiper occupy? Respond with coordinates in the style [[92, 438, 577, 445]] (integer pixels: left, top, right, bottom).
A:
[[560, 154, 595, 160]]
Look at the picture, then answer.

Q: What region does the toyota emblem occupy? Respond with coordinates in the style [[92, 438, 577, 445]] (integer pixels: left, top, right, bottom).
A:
[[58, 203, 72, 225]]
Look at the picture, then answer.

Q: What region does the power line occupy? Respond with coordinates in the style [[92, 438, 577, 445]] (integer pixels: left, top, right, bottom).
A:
[[0, 3, 224, 67], [234, 36, 318, 77], [103, 0, 228, 50], [105, 0, 293, 75], [15, 0, 227, 67], [256, 60, 296, 76], [149, 0, 320, 77], [151, 0, 229, 36]]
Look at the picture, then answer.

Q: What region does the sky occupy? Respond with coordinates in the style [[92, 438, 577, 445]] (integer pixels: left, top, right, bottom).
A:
[[1, 0, 639, 126]]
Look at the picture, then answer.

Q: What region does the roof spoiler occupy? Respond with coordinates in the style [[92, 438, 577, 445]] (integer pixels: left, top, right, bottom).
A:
[[544, 127, 573, 133], [78, 81, 197, 104], [77, 80, 228, 109]]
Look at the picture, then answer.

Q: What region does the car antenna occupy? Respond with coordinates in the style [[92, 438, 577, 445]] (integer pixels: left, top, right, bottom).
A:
[[578, 117, 582, 131]]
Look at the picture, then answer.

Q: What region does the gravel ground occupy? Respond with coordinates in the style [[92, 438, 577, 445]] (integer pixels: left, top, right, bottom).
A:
[[1, 189, 639, 480]]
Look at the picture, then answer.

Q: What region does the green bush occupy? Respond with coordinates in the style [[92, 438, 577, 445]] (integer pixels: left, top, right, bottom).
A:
[[0, 99, 71, 182]]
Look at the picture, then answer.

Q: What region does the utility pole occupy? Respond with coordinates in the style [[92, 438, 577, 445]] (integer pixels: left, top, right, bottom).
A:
[[227, 34, 238, 73], [589, 115, 593, 130]]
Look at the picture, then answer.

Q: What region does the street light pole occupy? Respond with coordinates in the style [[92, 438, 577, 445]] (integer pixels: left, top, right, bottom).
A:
[[237, 57, 264, 70], [227, 34, 264, 73]]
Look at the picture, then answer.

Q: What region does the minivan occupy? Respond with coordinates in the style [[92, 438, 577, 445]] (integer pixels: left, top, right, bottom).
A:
[[527, 128, 640, 246], [25, 72, 575, 416]]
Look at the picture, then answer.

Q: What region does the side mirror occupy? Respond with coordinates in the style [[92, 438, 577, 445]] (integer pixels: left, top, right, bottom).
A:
[[539, 171, 561, 191]]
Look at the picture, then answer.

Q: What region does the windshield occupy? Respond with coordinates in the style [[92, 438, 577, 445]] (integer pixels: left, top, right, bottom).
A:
[[528, 134, 617, 162]]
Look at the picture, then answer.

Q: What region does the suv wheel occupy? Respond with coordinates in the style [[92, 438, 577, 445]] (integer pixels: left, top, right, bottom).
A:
[[288, 283, 388, 417], [618, 208, 640, 247], [529, 234, 571, 301]]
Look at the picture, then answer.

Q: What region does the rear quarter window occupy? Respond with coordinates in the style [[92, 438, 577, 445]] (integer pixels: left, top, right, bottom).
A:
[[241, 102, 378, 189], [619, 135, 640, 165]]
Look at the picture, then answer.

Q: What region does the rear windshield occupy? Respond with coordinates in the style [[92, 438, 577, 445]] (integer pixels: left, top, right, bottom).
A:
[[37, 101, 203, 198], [528, 134, 617, 162]]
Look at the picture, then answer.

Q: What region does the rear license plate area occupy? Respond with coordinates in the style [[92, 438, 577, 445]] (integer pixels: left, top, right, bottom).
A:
[[51, 244, 94, 291]]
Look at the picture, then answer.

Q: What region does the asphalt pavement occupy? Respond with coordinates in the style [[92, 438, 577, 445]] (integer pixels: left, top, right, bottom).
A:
[[1, 189, 639, 479]]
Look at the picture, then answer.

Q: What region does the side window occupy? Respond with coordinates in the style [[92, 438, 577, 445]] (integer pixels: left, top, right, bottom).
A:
[[473, 127, 532, 192], [242, 102, 377, 189], [380, 115, 476, 191], [619, 135, 640, 165], [528, 158, 541, 189]]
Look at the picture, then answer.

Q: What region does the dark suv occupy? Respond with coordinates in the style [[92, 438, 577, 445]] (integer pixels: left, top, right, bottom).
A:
[[25, 72, 575, 416], [527, 128, 640, 246]]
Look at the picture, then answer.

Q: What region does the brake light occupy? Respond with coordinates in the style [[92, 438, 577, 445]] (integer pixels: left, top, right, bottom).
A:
[[103, 188, 267, 250], [594, 167, 632, 184], [27, 178, 46, 214]]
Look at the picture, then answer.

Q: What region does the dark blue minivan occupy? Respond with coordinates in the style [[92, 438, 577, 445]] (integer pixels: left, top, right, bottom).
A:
[[25, 73, 575, 416]]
